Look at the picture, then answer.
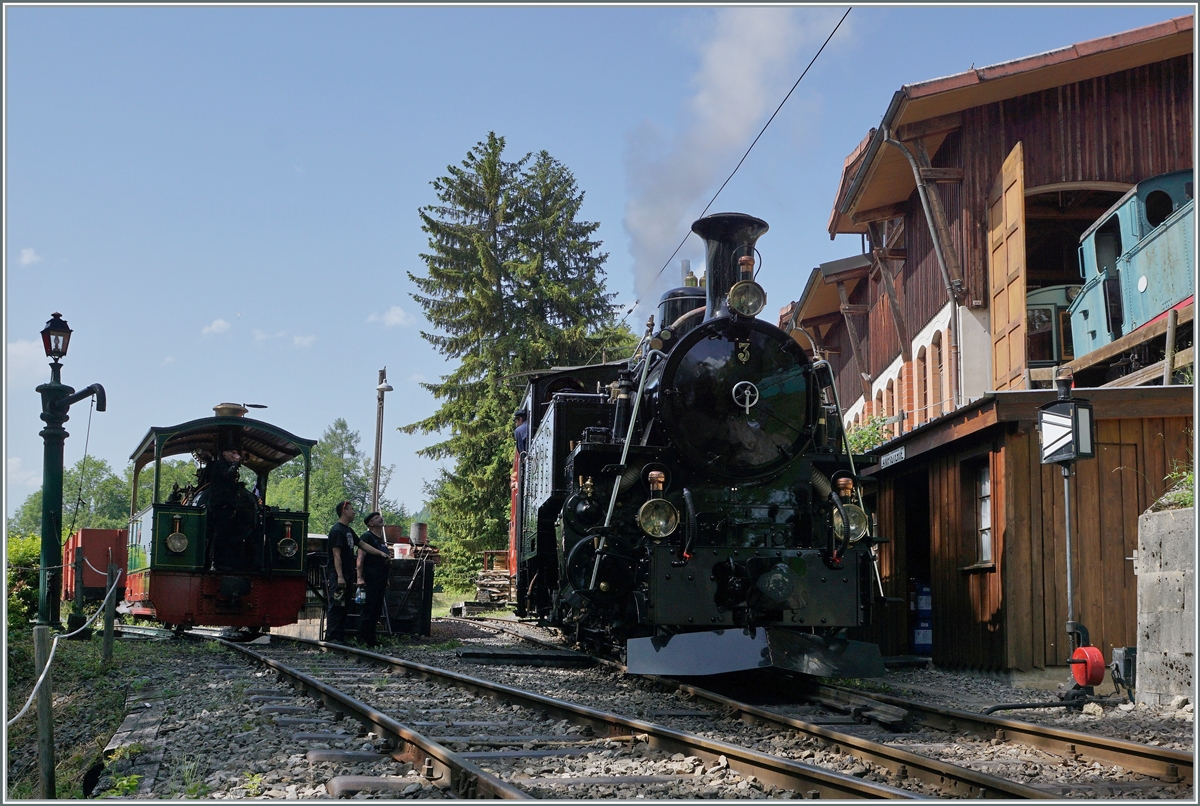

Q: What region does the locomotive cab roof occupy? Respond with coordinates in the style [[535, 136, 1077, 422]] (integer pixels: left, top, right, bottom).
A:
[[129, 415, 317, 475]]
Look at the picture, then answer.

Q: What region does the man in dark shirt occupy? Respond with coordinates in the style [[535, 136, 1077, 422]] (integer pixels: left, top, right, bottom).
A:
[[325, 501, 358, 643], [355, 511, 392, 648], [514, 409, 529, 454]]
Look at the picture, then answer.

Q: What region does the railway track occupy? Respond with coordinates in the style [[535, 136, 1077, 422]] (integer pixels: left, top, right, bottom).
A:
[[438, 616, 1194, 799], [219, 635, 920, 799]]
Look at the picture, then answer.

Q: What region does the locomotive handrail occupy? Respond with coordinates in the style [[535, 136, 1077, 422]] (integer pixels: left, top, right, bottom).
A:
[[7, 567, 124, 728], [589, 346, 666, 591]]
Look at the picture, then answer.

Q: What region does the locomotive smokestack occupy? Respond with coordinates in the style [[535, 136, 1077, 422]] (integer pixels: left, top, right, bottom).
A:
[[691, 213, 769, 320]]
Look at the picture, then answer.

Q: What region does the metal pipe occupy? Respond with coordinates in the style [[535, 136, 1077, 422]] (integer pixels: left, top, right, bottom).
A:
[[882, 128, 960, 410], [1064, 467, 1074, 630], [589, 347, 665, 590], [372, 368, 393, 513]]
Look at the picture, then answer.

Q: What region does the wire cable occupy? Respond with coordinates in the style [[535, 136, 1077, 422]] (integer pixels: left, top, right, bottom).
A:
[[62, 396, 97, 545], [620, 6, 852, 325], [7, 568, 124, 728]]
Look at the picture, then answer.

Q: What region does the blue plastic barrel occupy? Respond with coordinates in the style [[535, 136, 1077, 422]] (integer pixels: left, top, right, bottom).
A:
[[911, 619, 933, 655], [916, 584, 932, 618]]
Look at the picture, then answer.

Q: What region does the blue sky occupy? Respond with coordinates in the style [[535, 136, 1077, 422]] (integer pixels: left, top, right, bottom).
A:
[[5, 4, 1188, 520]]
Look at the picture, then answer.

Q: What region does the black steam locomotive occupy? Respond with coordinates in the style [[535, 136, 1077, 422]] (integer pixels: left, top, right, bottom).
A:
[[510, 213, 885, 677]]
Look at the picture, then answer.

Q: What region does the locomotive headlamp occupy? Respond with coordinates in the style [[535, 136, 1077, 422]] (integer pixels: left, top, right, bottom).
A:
[[166, 516, 188, 554], [637, 498, 679, 539], [277, 538, 299, 558], [831, 504, 870, 543], [727, 280, 767, 317]]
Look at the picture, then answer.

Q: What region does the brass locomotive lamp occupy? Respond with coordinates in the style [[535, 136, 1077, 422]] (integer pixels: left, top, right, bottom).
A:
[[637, 470, 678, 540], [727, 254, 767, 317]]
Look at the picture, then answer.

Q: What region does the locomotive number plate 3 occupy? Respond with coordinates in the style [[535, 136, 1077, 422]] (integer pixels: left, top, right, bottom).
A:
[[736, 340, 751, 363]]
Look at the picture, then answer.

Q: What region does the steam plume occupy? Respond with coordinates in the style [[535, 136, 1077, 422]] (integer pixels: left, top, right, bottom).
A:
[[622, 7, 846, 316]]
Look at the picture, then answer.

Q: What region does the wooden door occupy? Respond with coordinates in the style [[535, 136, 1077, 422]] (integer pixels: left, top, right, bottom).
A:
[[988, 143, 1027, 391]]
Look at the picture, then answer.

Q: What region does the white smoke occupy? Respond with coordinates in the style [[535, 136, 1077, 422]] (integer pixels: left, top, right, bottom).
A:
[[623, 7, 845, 316]]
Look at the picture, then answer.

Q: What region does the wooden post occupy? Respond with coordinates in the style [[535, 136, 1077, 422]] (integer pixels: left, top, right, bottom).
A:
[[34, 625, 56, 799], [1162, 308, 1179, 385], [103, 563, 117, 663], [73, 545, 85, 615]]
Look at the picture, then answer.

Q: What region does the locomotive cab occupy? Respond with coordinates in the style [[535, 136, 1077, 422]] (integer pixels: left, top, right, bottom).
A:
[[125, 404, 316, 630]]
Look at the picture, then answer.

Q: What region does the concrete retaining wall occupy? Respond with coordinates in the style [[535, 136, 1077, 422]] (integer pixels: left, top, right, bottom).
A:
[[1136, 506, 1194, 706]]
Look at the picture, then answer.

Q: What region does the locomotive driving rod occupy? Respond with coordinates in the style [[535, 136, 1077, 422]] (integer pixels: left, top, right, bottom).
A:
[[588, 346, 665, 591]]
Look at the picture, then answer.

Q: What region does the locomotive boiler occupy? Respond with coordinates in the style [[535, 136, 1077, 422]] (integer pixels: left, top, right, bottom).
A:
[[511, 213, 885, 677]]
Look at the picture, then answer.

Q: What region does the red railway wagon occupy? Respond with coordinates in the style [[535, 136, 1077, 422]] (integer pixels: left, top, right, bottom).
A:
[[62, 528, 128, 602]]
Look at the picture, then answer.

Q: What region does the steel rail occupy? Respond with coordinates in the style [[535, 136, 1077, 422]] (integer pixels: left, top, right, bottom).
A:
[[645, 676, 1054, 800], [217, 638, 532, 799], [821, 683, 1193, 785], [446, 617, 1063, 797], [266, 635, 922, 799]]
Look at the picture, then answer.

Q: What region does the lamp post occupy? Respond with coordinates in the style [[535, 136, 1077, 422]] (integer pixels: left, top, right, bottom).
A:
[[371, 368, 394, 513], [36, 313, 106, 627]]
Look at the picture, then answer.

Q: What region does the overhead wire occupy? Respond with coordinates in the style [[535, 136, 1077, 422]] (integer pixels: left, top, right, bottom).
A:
[[616, 6, 853, 328]]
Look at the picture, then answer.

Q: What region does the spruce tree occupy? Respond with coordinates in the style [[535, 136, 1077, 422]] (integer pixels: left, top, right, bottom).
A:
[[405, 134, 634, 589]]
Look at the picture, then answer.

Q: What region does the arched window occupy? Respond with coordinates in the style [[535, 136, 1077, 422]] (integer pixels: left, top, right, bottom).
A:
[[875, 390, 884, 420], [915, 346, 927, 424], [930, 331, 943, 418]]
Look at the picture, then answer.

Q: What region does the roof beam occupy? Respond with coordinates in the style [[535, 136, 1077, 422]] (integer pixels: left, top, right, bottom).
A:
[[895, 112, 963, 143], [870, 226, 912, 364], [836, 281, 874, 402], [919, 167, 964, 183], [851, 202, 907, 225]]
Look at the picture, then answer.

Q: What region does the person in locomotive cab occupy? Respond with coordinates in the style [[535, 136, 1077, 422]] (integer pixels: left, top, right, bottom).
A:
[[325, 501, 358, 643], [355, 511, 392, 648], [514, 408, 529, 455], [200, 437, 258, 572]]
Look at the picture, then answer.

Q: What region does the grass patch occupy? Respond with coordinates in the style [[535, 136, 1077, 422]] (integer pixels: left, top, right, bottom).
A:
[[430, 590, 470, 618], [5, 627, 232, 799]]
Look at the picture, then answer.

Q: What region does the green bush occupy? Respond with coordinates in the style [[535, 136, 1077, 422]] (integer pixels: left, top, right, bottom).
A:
[[845, 415, 891, 455], [7, 534, 40, 632]]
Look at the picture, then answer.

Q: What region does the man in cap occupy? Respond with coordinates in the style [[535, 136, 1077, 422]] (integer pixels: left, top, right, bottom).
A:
[[514, 409, 529, 455], [355, 511, 392, 648]]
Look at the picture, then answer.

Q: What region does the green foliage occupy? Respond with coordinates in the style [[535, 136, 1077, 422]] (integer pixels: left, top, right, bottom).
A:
[[7, 456, 129, 538], [845, 414, 891, 455], [243, 772, 266, 796], [406, 133, 632, 584], [275, 419, 409, 535], [108, 774, 143, 797], [6, 534, 40, 631], [108, 742, 146, 761], [1154, 442, 1195, 511]]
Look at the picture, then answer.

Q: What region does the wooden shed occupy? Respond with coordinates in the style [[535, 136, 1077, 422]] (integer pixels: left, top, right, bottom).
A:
[[853, 386, 1192, 672]]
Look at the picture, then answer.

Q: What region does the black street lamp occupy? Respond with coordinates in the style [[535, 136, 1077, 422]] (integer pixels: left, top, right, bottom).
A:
[[36, 313, 106, 627]]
